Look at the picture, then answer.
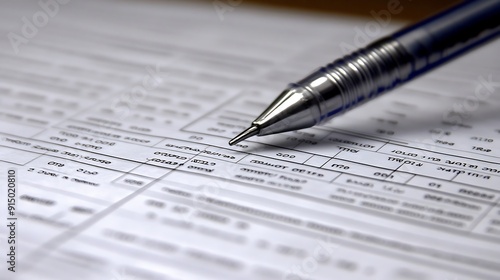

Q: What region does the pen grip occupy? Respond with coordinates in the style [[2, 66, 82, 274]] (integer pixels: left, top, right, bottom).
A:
[[297, 38, 413, 122]]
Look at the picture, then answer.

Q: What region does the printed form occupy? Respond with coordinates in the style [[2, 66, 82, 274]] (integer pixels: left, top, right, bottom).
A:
[[0, 1, 499, 280]]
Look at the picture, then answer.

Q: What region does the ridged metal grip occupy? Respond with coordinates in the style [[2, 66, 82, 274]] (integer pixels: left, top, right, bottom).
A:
[[297, 38, 413, 123]]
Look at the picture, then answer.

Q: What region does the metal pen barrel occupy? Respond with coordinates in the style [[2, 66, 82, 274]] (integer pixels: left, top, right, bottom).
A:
[[298, 0, 500, 125], [229, 0, 500, 146]]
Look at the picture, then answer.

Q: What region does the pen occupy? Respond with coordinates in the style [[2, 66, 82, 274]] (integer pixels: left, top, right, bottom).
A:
[[229, 0, 500, 146]]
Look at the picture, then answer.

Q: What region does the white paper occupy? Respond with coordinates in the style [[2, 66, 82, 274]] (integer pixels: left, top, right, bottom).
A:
[[0, 1, 499, 280]]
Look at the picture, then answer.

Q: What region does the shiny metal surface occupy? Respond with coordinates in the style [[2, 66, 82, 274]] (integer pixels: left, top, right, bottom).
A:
[[301, 38, 413, 122], [229, 125, 259, 146]]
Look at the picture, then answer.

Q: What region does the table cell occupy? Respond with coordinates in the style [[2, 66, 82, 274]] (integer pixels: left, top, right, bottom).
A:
[[333, 174, 381, 190], [240, 155, 339, 182], [383, 171, 414, 184], [304, 155, 331, 168], [252, 147, 313, 164], [0, 146, 39, 165], [323, 131, 386, 152], [336, 149, 403, 170], [471, 206, 500, 237], [132, 164, 172, 179], [407, 175, 498, 203], [57, 120, 165, 146], [155, 138, 208, 155], [199, 146, 247, 163], [113, 174, 156, 189], [397, 160, 456, 180], [323, 158, 392, 179], [453, 172, 500, 191]]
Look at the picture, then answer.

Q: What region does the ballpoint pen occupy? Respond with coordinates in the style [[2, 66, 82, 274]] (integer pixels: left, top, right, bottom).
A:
[[228, 0, 500, 146]]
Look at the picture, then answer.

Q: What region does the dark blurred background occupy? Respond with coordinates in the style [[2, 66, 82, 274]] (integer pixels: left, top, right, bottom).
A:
[[200, 0, 462, 21]]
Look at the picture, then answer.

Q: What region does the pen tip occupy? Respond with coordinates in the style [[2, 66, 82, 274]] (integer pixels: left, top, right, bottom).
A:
[[229, 125, 259, 146]]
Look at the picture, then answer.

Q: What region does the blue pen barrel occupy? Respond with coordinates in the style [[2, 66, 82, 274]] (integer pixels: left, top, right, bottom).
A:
[[394, 0, 500, 77]]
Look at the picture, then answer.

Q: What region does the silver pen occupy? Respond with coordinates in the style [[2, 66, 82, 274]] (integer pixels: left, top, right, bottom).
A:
[[229, 0, 500, 146]]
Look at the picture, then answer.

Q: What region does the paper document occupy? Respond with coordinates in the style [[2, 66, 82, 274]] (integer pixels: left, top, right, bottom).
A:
[[0, 1, 499, 279]]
